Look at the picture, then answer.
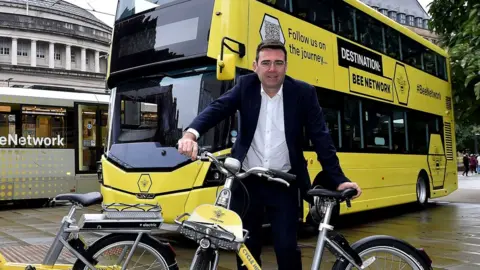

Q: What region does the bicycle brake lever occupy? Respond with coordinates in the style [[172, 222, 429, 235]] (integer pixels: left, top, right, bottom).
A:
[[268, 177, 290, 187], [346, 199, 351, 208]]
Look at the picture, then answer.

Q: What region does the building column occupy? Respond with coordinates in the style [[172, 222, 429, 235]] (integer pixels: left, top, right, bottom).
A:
[[49, 42, 55, 69], [81, 47, 86, 71], [11, 38, 17, 65], [65, 45, 71, 70], [30, 39, 36, 67], [94, 51, 100, 73]]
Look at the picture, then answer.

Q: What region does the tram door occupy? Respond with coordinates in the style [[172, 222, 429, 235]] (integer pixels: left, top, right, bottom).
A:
[[75, 103, 109, 193]]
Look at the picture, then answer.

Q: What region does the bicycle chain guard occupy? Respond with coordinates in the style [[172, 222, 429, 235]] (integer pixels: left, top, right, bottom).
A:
[[326, 231, 363, 266]]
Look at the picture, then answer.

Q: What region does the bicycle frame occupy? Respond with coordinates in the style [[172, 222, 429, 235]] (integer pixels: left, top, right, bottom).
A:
[[176, 152, 371, 270], [215, 175, 366, 270]]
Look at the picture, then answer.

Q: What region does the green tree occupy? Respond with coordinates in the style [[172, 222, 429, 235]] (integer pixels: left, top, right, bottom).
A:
[[428, 0, 480, 124]]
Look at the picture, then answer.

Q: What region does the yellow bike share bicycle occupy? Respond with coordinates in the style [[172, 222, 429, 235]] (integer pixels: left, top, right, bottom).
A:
[[174, 149, 434, 270], [0, 192, 178, 270]]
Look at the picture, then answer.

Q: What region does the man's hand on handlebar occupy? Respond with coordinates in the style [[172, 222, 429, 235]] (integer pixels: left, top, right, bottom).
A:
[[337, 182, 362, 199], [177, 132, 198, 160]]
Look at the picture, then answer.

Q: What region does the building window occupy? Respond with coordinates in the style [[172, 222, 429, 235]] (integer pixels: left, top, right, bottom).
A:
[[55, 51, 61, 60], [0, 38, 9, 55], [86, 57, 89, 65], [408, 16, 414, 26], [36, 46, 45, 58], [17, 41, 28, 57], [416, 18, 423, 28], [71, 52, 75, 63], [389, 11, 397, 21], [400, 14, 406, 24], [423, 20, 429, 29]]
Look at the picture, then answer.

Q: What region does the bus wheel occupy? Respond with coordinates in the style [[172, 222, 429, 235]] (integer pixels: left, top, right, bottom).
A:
[[416, 176, 429, 208]]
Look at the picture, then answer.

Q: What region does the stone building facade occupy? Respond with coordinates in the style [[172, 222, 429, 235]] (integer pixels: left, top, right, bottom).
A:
[[0, 0, 112, 93], [361, 0, 440, 45]]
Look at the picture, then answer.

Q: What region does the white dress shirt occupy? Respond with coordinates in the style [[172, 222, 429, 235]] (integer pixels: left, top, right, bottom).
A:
[[187, 85, 291, 172]]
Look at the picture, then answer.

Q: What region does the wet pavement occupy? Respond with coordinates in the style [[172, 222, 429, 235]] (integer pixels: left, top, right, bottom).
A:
[[0, 174, 480, 269]]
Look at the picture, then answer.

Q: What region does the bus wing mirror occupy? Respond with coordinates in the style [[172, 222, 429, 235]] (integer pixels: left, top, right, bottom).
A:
[[217, 54, 236, 81], [216, 37, 246, 81]]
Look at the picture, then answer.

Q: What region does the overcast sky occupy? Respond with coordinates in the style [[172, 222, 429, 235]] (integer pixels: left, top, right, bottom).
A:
[[64, 0, 434, 28]]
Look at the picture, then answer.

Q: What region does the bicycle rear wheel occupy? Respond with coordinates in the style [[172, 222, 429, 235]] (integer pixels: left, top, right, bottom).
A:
[[72, 233, 178, 270], [332, 235, 431, 270]]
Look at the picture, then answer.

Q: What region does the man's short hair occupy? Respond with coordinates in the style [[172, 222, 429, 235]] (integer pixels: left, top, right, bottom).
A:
[[255, 39, 287, 62]]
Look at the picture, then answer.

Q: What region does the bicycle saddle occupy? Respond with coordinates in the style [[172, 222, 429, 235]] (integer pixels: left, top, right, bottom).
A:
[[55, 192, 103, 207], [307, 188, 357, 202]]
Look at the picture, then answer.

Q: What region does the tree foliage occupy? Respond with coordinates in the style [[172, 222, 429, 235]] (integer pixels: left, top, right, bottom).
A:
[[428, 0, 480, 124]]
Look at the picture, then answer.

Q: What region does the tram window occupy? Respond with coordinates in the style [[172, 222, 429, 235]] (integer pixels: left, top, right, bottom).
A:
[[20, 105, 67, 149], [0, 104, 16, 148]]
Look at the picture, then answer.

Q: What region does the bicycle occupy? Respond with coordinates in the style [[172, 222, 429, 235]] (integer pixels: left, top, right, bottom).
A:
[[0, 191, 179, 270], [174, 149, 434, 270]]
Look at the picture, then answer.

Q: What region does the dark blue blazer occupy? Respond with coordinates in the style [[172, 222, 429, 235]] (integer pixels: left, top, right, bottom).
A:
[[188, 73, 349, 201]]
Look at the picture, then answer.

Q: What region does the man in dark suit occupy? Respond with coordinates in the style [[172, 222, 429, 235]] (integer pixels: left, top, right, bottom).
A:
[[177, 39, 361, 269]]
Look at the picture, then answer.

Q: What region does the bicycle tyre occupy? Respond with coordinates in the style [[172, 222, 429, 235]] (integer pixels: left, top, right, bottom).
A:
[[332, 235, 431, 270], [72, 233, 178, 270], [190, 247, 215, 270]]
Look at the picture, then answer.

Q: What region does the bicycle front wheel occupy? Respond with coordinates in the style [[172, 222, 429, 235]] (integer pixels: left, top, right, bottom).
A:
[[72, 233, 178, 270], [332, 235, 431, 270]]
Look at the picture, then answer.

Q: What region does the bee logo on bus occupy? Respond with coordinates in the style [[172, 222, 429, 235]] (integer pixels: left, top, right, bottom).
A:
[[393, 63, 410, 105], [137, 174, 152, 193]]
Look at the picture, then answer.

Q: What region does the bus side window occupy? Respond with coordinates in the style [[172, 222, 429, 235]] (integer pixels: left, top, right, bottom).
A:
[[343, 97, 363, 151], [303, 0, 334, 32], [436, 54, 448, 81], [423, 49, 437, 76], [407, 111, 429, 154], [355, 9, 384, 53], [334, 1, 355, 41], [258, 0, 291, 13], [401, 36, 424, 70], [392, 111, 408, 153], [385, 27, 401, 60]]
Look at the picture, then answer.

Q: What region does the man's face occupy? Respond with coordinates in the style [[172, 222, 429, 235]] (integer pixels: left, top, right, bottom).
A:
[[253, 48, 287, 90]]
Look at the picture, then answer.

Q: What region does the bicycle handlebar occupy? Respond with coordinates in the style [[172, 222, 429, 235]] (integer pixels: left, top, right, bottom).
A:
[[199, 150, 296, 187], [177, 144, 296, 187]]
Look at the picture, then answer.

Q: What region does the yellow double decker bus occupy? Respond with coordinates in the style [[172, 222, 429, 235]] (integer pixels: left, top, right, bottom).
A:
[[100, 0, 457, 225]]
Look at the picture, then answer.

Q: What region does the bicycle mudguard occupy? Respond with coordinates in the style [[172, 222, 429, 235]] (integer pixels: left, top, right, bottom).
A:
[[187, 204, 244, 241], [349, 235, 433, 269], [327, 231, 363, 266]]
